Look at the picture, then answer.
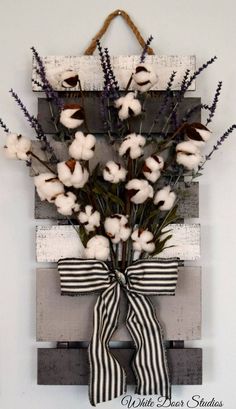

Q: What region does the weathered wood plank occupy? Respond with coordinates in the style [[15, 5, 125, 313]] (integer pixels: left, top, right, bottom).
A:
[[30, 137, 120, 176], [32, 55, 196, 92], [37, 96, 201, 134], [37, 347, 202, 385], [35, 182, 199, 220], [36, 267, 201, 342], [36, 224, 200, 262], [160, 223, 200, 259]]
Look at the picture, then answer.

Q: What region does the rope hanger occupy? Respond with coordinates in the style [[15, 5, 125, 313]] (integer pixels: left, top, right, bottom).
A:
[[84, 9, 155, 55]]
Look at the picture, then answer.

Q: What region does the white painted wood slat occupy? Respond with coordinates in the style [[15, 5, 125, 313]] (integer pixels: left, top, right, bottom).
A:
[[32, 55, 196, 91], [36, 224, 200, 262]]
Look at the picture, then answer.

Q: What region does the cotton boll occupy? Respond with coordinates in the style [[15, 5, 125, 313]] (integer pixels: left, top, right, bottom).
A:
[[119, 133, 146, 159], [69, 131, 96, 161], [55, 192, 80, 216], [185, 123, 212, 147], [131, 229, 155, 253], [114, 92, 142, 121], [126, 179, 153, 204], [84, 235, 110, 261], [103, 161, 127, 184], [57, 159, 89, 188], [60, 70, 79, 88], [4, 133, 31, 160], [154, 186, 176, 211], [176, 151, 202, 170], [78, 205, 100, 232], [176, 141, 202, 170], [104, 214, 131, 243], [143, 155, 164, 183], [132, 64, 158, 93], [60, 104, 84, 129], [34, 172, 65, 203]]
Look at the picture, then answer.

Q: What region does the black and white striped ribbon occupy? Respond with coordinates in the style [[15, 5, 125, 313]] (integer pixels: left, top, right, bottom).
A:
[[58, 258, 179, 406]]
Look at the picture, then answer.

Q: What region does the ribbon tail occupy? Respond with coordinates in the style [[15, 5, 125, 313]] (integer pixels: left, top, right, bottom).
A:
[[88, 282, 126, 406], [126, 292, 171, 399]]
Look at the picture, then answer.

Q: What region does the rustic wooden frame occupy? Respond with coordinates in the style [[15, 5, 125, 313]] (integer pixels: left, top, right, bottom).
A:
[[32, 54, 203, 387]]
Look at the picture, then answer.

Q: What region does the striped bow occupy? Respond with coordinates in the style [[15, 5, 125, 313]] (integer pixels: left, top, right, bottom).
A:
[[58, 258, 179, 406]]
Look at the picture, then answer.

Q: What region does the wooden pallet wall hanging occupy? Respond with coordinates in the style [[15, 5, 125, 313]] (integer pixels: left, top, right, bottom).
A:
[[3, 7, 235, 406], [32, 47, 202, 387]]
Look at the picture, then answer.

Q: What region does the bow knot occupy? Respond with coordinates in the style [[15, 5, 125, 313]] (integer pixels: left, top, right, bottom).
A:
[[58, 258, 179, 406], [114, 269, 127, 286]]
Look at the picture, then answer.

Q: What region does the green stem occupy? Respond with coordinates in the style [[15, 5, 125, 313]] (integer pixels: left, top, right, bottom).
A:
[[78, 78, 90, 133], [29, 151, 55, 173], [121, 157, 133, 271], [125, 75, 133, 92], [155, 122, 186, 154]]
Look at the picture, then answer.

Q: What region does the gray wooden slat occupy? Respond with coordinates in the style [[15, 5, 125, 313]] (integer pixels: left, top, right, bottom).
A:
[[37, 96, 201, 134], [37, 347, 202, 385], [30, 137, 121, 176], [36, 224, 200, 262], [34, 182, 199, 220], [32, 55, 196, 92], [36, 267, 201, 342]]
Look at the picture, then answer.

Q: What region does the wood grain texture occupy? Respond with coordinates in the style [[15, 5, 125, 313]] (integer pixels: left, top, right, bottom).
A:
[[34, 182, 199, 220], [32, 55, 196, 92], [36, 267, 201, 342], [37, 347, 202, 385], [36, 224, 200, 262], [37, 96, 201, 134], [30, 137, 121, 176]]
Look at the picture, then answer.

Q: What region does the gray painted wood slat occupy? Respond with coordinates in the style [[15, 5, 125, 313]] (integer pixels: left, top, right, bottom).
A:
[[30, 137, 121, 176], [34, 182, 199, 220], [32, 55, 196, 92], [36, 267, 201, 342], [37, 96, 201, 134], [37, 347, 202, 385], [36, 224, 200, 262]]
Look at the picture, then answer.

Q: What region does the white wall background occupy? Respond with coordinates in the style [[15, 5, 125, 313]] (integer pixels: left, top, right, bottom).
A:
[[0, 0, 236, 408]]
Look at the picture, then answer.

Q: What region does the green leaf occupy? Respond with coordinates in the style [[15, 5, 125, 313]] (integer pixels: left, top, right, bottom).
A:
[[153, 234, 174, 256], [78, 225, 89, 247], [107, 191, 125, 210], [145, 208, 161, 224], [92, 182, 125, 210]]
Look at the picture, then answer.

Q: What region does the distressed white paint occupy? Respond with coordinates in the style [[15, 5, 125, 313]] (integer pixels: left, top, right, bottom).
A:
[[161, 223, 201, 259], [32, 55, 196, 91], [36, 225, 84, 262], [36, 223, 200, 262]]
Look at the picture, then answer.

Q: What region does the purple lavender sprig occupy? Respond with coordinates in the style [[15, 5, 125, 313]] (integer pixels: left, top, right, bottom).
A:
[[196, 124, 236, 175], [97, 40, 119, 99], [206, 81, 222, 125], [97, 40, 109, 88], [165, 57, 217, 132], [97, 40, 121, 136], [0, 118, 9, 133], [140, 35, 154, 63], [158, 71, 177, 116], [9, 89, 57, 161], [103, 47, 120, 98], [205, 124, 236, 160], [10, 89, 44, 138], [179, 69, 190, 95], [97, 41, 112, 129], [31, 46, 63, 110], [100, 87, 110, 131], [148, 71, 177, 136], [183, 103, 211, 122], [182, 56, 217, 94]]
